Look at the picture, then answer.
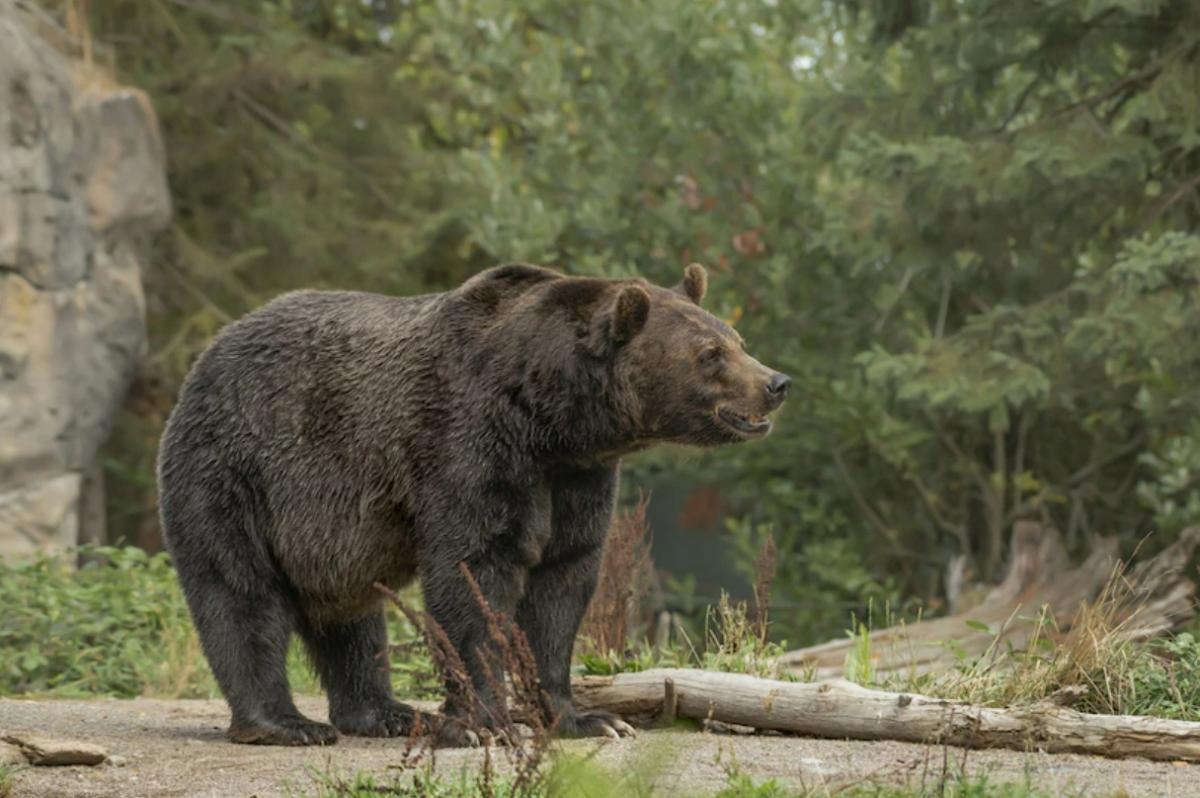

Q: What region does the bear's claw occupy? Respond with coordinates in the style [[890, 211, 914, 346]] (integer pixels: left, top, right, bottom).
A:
[[332, 700, 425, 738], [555, 709, 637, 740], [610, 719, 637, 737], [433, 718, 482, 748], [229, 715, 339, 746]]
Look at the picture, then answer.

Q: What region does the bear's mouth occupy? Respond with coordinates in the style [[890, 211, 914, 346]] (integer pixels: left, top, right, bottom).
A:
[[716, 406, 772, 437]]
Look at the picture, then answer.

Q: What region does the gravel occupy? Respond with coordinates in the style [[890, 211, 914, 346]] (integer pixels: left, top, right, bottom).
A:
[[1, 696, 1197, 797]]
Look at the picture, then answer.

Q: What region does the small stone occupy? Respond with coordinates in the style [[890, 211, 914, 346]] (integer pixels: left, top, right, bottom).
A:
[[105, 754, 129, 767], [2, 734, 107, 766]]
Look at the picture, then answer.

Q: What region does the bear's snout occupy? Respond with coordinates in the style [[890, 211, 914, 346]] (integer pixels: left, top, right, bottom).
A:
[[766, 372, 791, 403]]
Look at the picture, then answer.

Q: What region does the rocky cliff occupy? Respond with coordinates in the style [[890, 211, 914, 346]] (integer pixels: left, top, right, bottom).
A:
[[0, 3, 170, 557]]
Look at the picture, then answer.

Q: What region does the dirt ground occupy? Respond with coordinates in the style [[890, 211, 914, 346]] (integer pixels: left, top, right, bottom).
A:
[[2, 696, 1198, 798]]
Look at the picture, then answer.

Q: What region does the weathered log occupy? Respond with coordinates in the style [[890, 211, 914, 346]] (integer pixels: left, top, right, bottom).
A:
[[779, 523, 1199, 679], [572, 668, 1200, 762]]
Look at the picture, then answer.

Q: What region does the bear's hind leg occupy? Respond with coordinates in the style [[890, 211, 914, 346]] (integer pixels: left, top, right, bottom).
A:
[[181, 562, 337, 746], [299, 609, 426, 737]]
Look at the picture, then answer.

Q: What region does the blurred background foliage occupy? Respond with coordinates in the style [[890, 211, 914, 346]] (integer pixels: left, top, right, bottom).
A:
[[50, 0, 1200, 645]]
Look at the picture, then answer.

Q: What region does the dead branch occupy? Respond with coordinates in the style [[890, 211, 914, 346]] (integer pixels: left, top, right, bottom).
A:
[[573, 668, 1200, 762]]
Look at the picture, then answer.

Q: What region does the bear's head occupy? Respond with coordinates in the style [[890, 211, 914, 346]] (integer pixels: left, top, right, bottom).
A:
[[605, 264, 790, 447], [457, 262, 789, 452]]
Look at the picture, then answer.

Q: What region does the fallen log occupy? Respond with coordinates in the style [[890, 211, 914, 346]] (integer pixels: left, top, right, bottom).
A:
[[779, 523, 1199, 679], [572, 668, 1200, 762]]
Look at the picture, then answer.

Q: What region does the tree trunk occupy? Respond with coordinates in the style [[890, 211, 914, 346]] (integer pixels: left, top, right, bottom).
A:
[[573, 668, 1200, 762]]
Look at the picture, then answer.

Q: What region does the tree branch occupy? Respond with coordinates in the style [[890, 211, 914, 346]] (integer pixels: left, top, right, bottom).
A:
[[1140, 171, 1200, 232], [991, 74, 1042, 135]]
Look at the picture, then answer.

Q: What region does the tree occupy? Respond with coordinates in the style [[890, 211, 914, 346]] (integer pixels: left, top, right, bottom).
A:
[[801, 0, 1200, 588], [61, 0, 1200, 642]]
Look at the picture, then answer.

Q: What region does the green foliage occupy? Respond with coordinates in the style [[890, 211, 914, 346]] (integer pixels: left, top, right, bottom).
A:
[[576, 592, 797, 681], [298, 767, 525, 798], [1121, 632, 1200, 720], [298, 751, 665, 798], [300, 759, 1089, 798], [48, 0, 1200, 644], [698, 594, 796, 681], [832, 774, 1086, 798], [843, 622, 877, 686], [726, 517, 904, 647], [0, 547, 436, 700], [576, 648, 671, 677], [0, 763, 23, 798], [0, 546, 214, 697], [793, 0, 1200, 595], [714, 752, 1100, 797], [711, 773, 795, 798], [867, 603, 1200, 721]]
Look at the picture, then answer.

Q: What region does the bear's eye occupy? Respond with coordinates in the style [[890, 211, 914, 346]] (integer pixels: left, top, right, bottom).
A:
[[698, 346, 723, 364]]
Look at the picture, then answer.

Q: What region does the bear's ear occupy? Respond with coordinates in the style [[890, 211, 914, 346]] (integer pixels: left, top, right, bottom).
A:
[[611, 285, 651, 347], [673, 263, 707, 305]]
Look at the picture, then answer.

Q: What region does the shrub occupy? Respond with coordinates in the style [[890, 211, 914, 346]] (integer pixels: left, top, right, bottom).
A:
[[0, 546, 214, 697], [0, 546, 435, 700]]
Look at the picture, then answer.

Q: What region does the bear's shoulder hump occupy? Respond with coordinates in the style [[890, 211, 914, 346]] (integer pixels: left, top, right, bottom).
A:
[[457, 263, 563, 308]]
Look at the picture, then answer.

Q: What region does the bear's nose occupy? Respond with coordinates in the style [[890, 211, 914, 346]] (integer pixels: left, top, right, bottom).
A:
[[767, 372, 791, 397]]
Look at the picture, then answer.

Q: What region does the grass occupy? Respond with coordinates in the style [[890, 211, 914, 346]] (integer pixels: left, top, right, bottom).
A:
[[576, 592, 797, 680], [847, 577, 1200, 721], [0, 764, 21, 798], [577, 527, 799, 682], [0, 545, 436, 700], [4, 544, 1199, 726], [0, 545, 213, 698], [294, 757, 1116, 798], [297, 767, 525, 798], [0, 545, 1179, 798]]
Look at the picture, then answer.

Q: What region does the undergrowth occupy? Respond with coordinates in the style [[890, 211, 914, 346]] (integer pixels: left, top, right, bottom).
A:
[[297, 753, 666, 798], [3, 536, 1199, 730], [577, 525, 797, 681], [0, 763, 21, 798], [297, 758, 1111, 798], [575, 592, 796, 681], [850, 575, 1200, 721], [0, 546, 212, 697], [0, 545, 436, 699]]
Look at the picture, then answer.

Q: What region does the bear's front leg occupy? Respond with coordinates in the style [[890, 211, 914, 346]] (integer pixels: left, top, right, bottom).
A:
[[515, 465, 636, 740], [419, 549, 527, 747]]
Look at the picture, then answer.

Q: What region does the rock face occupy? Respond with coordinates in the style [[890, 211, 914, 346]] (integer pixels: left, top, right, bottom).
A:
[[0, 4, 170, 557]]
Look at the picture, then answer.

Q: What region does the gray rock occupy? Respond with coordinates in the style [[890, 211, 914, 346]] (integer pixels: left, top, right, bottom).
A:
[[2, 734, 107, 767], [0, 4, 170, 557]]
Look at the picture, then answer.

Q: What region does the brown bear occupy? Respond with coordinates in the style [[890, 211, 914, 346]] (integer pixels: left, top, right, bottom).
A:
[[157, 263, 789, 746]]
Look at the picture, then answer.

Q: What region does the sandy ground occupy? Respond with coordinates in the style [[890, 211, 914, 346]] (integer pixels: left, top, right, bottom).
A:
[[2, 696, 1199, 797]]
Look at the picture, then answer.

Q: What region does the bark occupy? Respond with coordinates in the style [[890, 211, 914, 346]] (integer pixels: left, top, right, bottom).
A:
[[573, 668, 1200, 762], [779, 522, 1199, 680]]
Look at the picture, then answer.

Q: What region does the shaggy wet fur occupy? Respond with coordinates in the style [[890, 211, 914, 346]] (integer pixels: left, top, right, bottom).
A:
[[157, 263, 788, 746]]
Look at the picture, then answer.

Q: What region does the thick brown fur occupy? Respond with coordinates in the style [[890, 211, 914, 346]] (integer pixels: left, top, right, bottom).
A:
[[157, 263, 789, 746]]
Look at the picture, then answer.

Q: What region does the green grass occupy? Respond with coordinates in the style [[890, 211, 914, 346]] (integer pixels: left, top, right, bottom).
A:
[[295, 759, 1111, 798], [4, 546, 1200, 731], [297, 767, 524, 798], [0, 763, 24, 798], [0, 546, 213, 697], [577, 593, 800, 682], [0, 546, 436, 700], [851, 600, 1200, 722], [823, 776, 1092, 798]]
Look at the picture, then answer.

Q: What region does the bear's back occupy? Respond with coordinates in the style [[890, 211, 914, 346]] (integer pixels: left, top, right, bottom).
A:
[[161, 289, 445, 466]]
